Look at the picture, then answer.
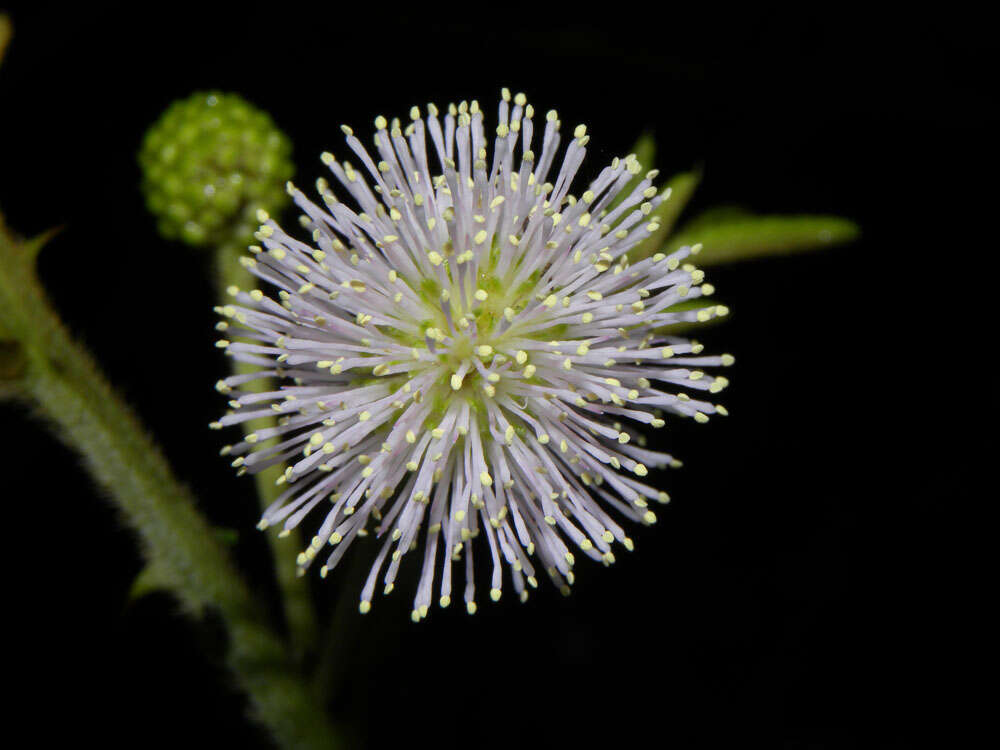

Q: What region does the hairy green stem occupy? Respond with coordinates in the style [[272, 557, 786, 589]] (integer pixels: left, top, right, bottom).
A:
[[0, 225, 339, 749], [215, 241, 319, 662]]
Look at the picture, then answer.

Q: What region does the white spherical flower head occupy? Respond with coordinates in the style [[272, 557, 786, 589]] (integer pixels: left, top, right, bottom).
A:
[[214, 91, 733, 619]]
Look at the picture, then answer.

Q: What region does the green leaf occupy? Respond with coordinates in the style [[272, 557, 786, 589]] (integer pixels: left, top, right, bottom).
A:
[[0, 226, 63, 344], [129, 527, 236, 602], [667, 213, 859, 266], [606, 132, 656, 212], [633, 132, 656, 169], [128, 561, 175, 602], [630, 170, 701, 260], [20, 227, 61, 264]]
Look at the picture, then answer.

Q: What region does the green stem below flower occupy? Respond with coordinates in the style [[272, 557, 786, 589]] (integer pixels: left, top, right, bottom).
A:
[[0, 222, 339, 749], [214, 240, 320, 663]]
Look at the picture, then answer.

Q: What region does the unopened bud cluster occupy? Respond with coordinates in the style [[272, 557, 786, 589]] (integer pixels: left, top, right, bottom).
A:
[[140, 91, 293, 250]]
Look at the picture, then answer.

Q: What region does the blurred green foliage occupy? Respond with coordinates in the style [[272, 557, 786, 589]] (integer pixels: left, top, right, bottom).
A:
[[0, 14, 11, 65], [666, 208, 860, 265], [626, 133, 858, 267]]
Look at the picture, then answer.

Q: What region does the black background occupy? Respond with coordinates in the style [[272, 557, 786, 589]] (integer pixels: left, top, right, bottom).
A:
[[1, 5, 993, 748]]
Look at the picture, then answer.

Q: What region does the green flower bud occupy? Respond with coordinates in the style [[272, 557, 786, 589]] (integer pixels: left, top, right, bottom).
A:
[[139, 92, 293, 252]]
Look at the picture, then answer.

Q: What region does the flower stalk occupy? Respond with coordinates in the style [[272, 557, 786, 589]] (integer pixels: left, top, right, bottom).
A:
[[0, 220, 339, 749], [215, 241, 319, 660], [137, 90, 316, 658]]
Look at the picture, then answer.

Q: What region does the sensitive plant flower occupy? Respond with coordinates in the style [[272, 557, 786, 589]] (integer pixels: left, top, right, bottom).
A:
[[140, 91, 293, 252], [213, 90, 733, 619]]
